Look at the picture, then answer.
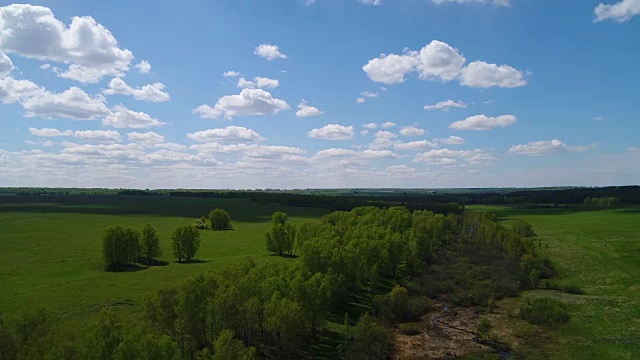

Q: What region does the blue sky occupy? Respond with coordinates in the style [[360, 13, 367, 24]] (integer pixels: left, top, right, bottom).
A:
[[1, 0, 639, 189]]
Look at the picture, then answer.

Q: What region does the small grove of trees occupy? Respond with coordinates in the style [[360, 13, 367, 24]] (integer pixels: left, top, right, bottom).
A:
[[209, 209, 232, 230], [172, 225, 201, 262], [102, 224, 162, 270], [583, 197, 621, 206], [512, 219, 536, 237], [519, 297, 570, 328], [265, 212, 297, 256]]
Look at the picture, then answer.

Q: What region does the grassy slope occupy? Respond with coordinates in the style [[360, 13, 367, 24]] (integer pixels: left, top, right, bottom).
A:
[[0, 195, 327, 330], [470, 205, 640, 360]]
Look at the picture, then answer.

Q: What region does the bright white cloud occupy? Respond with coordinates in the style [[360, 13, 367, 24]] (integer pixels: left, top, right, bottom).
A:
[[0, 77, 40, 104], [460, 61, 527, 88], [424, 99, 467, 111], [223, 71, 240, 77], [399, 126, 426, 136], [74, 130, 122, 143], [362, 52, 419, 84], [22, 87, 110, 120], [368, 138, 395, 150], [594, 0, 640, 23], [509, 140, 589, 156], [193, 89, 290, 119], [187, 126, 265, 143], [385, 165, 417, 174], [0, 4, 134, 83], [308, 124, 355, 140], [414, 148, 494, 166], [103, 77, 170, 102], [237, 76, 279, 89], [431, 0, 511, 7], [363, 123, 378, 129], [381, 122, 396, 128], [254, 44, 288, 60], [449, 114, 517, 131], [135, 60, 151, 74], [358, 0, 382, 5], [374, 130, 398, 139], [435, 136, 465, 145], [127, 131, 165, 147], [416, 40, 466, 82], [394, 140, 438, 150], [103, 105, 165, 128], [29, 128, 73, 137], [0, 52, 13, 76], [296, 102, 323, 117], [154, 142, 187, 152]]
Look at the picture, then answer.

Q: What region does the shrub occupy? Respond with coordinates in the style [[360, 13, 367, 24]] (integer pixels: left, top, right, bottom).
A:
[[408, 296, 433, 319], [345, 314, 393, 360], [513, 219, 536, 237], [398, 322, 419, 335], [477, 317, 491, 336], [519, 297, 570, 328]]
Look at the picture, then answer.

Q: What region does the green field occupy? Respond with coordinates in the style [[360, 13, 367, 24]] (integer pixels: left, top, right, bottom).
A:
[[470, 205, 640, 359], [0, 195, 327, 330]]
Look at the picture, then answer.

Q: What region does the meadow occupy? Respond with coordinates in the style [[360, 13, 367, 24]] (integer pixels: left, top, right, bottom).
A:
[[470, 205, 640, 359], [0, 195, 327, 331]]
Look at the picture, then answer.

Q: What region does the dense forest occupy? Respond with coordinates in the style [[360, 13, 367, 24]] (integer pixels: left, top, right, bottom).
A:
[[0, 205, 556, 359]]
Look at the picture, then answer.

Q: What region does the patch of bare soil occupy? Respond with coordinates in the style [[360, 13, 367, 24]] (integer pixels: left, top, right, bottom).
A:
[[393, 303, 496, 360]]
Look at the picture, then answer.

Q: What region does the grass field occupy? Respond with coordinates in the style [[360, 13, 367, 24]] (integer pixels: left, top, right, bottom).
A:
[[0, 195, 327, 331], [470, 205, 640, 359]]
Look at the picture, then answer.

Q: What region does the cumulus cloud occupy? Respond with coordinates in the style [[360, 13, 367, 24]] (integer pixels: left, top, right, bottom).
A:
[[363, 123, 378, 129], [22, 87, 110, 120], [0, 52, 13, 76], [431, 0, 511, 7], [394, 140, 438, 150], [368, 138, 395, 150], [135, 60, 151, 74], [74, 130, 122, 143], [356, 90, 379, 104], [223, 71, 240, 77], [103, 77, 170, 102], [414, 148, 494, 166], [509, 140, 589, 156], [103, 105, 166, 128], [435, 136, 465, 145], [416, 41, 466, 81], [254, 44, 288, 60], [308, 124, 355, 140], [127, 131, 165, 147], [362, 52, 419, 84], [593, 116, 605, 121], [381, 122, 396, 128], [385, 165, 417, 174], [594, 0, 640, 23], [295, 102, 323, 117], [0, 77, 40, 104], [29, 128, 73, 137], [399, 126, 426, 136], [187, 126, 265, 143], [0, 4, 134, 83], [424, 99, 467, 111], [237, 77, 279, 89], [459, 61, 527, 88], [358, 0, 383, 5], [449, 114, 517, 131], [193, 89, 290, 119], [374, 130, 398, 139]]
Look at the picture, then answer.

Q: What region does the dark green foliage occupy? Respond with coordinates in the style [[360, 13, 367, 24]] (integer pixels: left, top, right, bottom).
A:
[[212, 330, 257, 360], [513, 219, 536, 237], [141, 224, 161, 264], [477, 317, 491, 336], [0, 313, 16, 360], [102, 226, 141, 271], [171, 225, 201, 262], [265, 212, 296, 256], [520, 297, 571, 328], [345, 313, 393, 360], [209, 209, 232, 230], [583, 197, 621, 206]]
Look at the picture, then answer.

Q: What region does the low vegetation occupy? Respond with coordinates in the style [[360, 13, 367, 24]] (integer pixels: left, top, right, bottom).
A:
[[519, 297, 571, 328]]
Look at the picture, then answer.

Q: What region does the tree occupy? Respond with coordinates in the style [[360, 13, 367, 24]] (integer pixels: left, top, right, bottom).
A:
[[345, 313, 392, 360], [265, 212, 296, 256], [209, 209, 232, 230], [102, 226, 141, 271], [172, 226, 201, 262], [141, 224, 161, 264], [212, 330, 257, 360]]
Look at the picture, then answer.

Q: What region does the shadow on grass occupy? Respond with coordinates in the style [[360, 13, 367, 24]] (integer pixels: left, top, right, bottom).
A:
[[269, 253, 299, 259], [175, 259, 210, 264], [104, 264, 148, 272], [139, 259, 170, 267]]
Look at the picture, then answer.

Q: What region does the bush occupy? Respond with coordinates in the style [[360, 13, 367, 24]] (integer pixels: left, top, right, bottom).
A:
[[513, 219, 536, 237], [398, 322, 419, 335], [209, 209, 232, 230], [345, 314, 393, 360], [519, 297, 570, 328], [477, 317, 491, 336], [408, 296, 433, 319]]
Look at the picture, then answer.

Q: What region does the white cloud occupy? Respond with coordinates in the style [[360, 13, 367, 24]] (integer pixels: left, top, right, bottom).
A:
[[431, 0, 511, 7], [399, 126, 426, 136], [135, 60, 151, 74], [360, 130, 369, 136], [594, 0, 640, 23], [0, 4, 134, 83], [363, 123, 378, 129], [381, 122, 396, 128], [358, 0, 383, 5], [449, 114, 517, 131], [308, 124, 355, 140], [237, 76, 279, 89], [424, 99, 467, 111], [223, 71, 240, 77], [127, 131, 165, 147], [628, 146, 639, 152], [368, 138, 395, 150], [0, 77, 41, 104], [362, 52, 419, 84], [460, 61, 527, 88], [193, 89, 290, 119], [374, 130, 398, 139], [416, 40, 466, 82], [22, 87, 110, 120], [28, 128, 73, 137], [356, 97, 366, 104], [74, 130, 122, 143], [361, 149, 396, 158], [593, 116, 605, 121], [0, 52, 13, 76], [103, 105, 166, 128], [296, 102, 323, 117], [509, 140, 589, 156], [254, 44, 288, 60], [187, 126, 265, 143], [385, 165, 417, 174], [103, 77, 170, 102], [394, 140, 438, 150], [154, 142, 187, 152], [362, 90, 379, 98], [414, 148, 494, 166], [435, 136, 465, 145]]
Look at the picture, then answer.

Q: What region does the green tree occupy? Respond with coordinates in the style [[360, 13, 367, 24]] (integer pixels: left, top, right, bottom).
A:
[[141, 224, 161, 264], [212, 329, 257, 360], [265, 212, 296, 256], [345, 313, 392, 360], [172, 225, 201, 262], [209, 209, 232, 230], [102, 226, 141, 271]]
